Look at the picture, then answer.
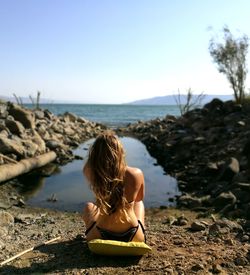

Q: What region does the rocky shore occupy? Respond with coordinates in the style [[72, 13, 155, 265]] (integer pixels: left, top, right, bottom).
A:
[[1, 99, 250, 273], [0, 101, 106, 166], [118, 99, 250, 221]]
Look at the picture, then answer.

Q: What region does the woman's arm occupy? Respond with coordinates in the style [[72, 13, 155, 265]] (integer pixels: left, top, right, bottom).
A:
[[134, 169, 145, 202], [124, 167, 145, 202]]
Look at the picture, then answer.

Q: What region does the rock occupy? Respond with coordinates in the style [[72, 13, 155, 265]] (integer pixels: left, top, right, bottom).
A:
[[165, 216, 177, 225], [46, 139, 65, 150], [234, 256, 248, 266], [8, 103, 35, 129], [213, 192, 237, 210], [39, 163, 58, 176], [215, 219, 243, 232], [64, 112, 77, 122], [177, 194, 202, 209], [22, 139, 39, 157], [15, 198, 26, 207], [5, 119, 25, 135], [44, 109, 54, 120], [241, 235, 249, 242], [237, 121, 245, 126], [209, 223, 221, 236], [209, 219, 242, 236], [235, 182, 250, 191], [64, 127, 75, 136], [242, 140, 250, 162], [15, 213, 35, 223], [0, 135, 25, 156], [0, 211, 14, 227], [191, 263, 205, 272], [31, 130, 46, 153], [34, 109, 45, 119], [217, 157, 240, 181], [204, 98, 224, 111], [36, 123, 47, 136], [0, 201, 12, 210], [0, 103, 8, 118], [231, 188, 250, 204], [211, 263, 224, 274], [77, 116, 89, 123], [190, 221, 206, 231], [0, 239, 5, 249]]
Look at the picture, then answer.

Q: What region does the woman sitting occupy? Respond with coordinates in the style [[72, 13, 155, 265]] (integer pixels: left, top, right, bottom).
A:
[[83, 131, 146, 243]]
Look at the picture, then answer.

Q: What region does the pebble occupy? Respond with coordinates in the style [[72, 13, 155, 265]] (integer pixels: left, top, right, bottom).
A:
[[0, 211, 14, 227], [191, 221, 206, 231], [234, 256, 248, 266], [191, 263, 205, 271]]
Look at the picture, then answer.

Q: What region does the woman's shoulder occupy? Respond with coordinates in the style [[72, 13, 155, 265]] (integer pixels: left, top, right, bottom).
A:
[[124, 166, 144, 202], [124, 166, 144, 186], [125, 166, 143, 178], [125, 166, 143, 182]]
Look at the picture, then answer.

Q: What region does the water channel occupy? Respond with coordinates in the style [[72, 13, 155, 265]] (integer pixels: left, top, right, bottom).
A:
[[17, 137, 180, 212]]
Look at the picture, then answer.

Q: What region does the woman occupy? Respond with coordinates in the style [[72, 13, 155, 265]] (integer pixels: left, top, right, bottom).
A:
[[83, 131, 146, 243]]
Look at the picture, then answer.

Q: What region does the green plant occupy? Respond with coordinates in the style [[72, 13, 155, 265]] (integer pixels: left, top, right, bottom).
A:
[[173, 88, 206, 115], [209, 26, 249, 104]]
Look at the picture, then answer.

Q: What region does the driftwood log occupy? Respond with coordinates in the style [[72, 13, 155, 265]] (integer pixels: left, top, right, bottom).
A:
[[0, 151, 57, 183]]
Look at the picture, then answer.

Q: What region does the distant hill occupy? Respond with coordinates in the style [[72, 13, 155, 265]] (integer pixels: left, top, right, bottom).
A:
[[127, 94, 233, 105], [0, 95, 68, 104]]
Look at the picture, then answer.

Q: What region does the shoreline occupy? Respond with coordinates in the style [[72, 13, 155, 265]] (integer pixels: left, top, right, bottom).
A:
[[1, 99, 250, 273], [1, 192, 250, 274]]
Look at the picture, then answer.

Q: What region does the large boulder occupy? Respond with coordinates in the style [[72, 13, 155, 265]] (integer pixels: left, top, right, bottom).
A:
[[213, 191, 237, 210], [31, 130, 46, 153], [8, 103, 35, 129], [5, 118, 25, 136], [217, 157, 240, 181], [204, 98, 224, 111], [0, 135, 25, 156]]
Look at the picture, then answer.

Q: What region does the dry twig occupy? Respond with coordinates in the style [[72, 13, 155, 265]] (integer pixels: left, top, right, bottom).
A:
[[0, 236, 61, 266]]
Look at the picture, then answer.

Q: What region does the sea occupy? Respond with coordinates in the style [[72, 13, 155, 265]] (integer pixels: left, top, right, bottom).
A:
[[20, 104, 181, 211], [25, 104, 180, 128]]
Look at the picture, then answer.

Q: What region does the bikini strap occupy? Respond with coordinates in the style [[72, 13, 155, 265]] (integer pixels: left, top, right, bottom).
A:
[[128, 223, 140, 242], [138, 220, 146, 243], [85, 221, 96, 235]]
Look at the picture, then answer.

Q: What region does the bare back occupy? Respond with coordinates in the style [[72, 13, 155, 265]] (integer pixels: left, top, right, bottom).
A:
[[83, 166, 145, 242]]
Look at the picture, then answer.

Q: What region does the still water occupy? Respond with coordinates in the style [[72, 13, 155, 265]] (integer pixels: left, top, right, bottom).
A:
[[18, 137, 180, 212]]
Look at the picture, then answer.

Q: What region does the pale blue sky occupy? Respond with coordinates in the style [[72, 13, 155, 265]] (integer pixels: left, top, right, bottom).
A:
[[0, 0, 250, 103]]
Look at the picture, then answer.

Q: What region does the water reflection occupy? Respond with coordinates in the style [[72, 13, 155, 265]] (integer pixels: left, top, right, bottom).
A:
[[19, 137, 180, 212]]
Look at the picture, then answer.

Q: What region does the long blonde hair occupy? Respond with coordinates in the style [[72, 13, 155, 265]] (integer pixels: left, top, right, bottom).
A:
[[85, 131, 128, 219]]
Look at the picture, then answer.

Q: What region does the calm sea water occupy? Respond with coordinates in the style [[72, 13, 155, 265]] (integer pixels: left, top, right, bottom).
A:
[[25, 104, 180, 127]]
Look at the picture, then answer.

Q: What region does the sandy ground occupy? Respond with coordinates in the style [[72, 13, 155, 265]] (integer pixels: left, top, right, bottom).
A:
[[1, 204, 250, 275]]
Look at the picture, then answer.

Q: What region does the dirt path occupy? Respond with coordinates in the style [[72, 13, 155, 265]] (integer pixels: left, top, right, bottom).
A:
[[1, 205, 250, 275]]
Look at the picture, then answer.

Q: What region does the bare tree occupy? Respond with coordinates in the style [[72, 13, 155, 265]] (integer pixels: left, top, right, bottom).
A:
[[174, 88, 206, 115], [209, 27, 249, 104]]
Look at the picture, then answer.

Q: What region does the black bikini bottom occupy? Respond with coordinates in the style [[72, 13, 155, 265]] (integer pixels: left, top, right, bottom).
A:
[[85, 220, 146, 242]]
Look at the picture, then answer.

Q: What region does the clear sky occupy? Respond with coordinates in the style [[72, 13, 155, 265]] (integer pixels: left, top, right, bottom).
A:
[[0, 0, 250, 104]]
